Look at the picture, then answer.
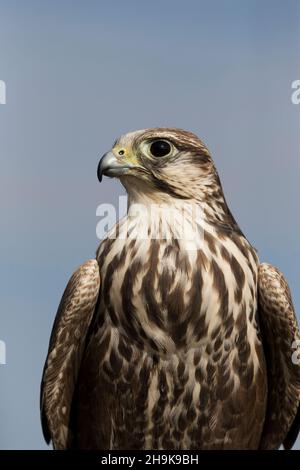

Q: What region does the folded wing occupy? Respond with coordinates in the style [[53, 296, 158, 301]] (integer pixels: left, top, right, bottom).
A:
[[40, 259, 100, 449], [258, 263, 300, 449]]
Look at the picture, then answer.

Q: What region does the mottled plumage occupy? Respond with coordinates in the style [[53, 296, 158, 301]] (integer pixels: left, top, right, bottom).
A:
[[41, 128, 300, 449]]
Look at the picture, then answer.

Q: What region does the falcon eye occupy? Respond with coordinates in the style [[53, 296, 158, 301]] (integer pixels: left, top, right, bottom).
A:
[[149, 140, 171, 158]]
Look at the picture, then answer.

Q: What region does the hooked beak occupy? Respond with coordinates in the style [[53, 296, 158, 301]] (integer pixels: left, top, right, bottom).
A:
[[97, 151, 133, 182]]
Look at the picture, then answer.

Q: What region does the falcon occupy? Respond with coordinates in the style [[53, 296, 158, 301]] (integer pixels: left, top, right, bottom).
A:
[[41, 128, 300, 449]]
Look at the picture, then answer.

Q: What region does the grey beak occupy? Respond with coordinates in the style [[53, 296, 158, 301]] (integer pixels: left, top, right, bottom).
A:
[[97, 151, 132, 182]]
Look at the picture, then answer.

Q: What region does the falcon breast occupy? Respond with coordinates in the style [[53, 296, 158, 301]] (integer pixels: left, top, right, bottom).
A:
[[41, 128, 300, 450]]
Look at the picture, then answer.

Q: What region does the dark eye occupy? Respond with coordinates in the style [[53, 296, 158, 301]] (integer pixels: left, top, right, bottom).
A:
[[150, 140, 171, 157]]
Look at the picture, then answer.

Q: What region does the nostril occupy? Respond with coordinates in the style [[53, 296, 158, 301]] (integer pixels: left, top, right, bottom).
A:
[[118, 149, 125, 156]]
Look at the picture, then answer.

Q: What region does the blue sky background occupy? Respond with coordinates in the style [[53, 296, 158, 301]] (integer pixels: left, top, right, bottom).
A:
[[0, 0, 300, 449]]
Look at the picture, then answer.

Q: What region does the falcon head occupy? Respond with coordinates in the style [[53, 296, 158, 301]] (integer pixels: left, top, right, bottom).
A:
[[98, 128, 222, 203]]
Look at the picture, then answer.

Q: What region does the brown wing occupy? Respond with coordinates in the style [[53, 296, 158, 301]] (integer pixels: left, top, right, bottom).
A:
[[258, 263, 300, 449], [40, 259, 100, 449]]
